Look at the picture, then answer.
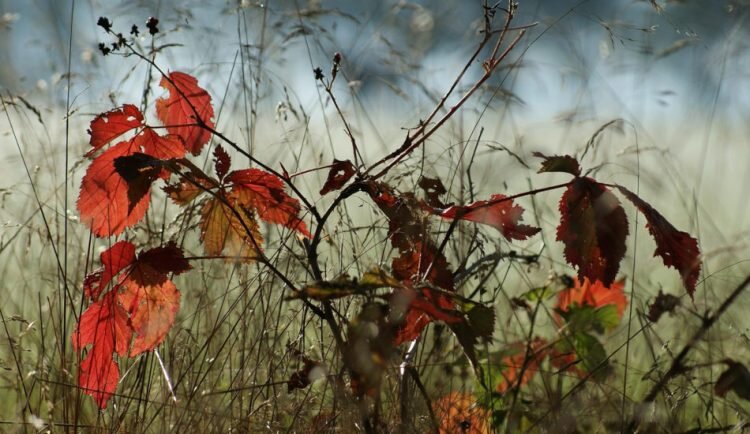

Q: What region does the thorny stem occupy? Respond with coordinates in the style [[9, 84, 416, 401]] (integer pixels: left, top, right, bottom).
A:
[[319, 71, 364, 168], [365, 3, 508, 176], [368, 26, 527, 181]]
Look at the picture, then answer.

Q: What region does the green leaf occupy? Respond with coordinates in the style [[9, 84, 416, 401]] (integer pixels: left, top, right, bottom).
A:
[[558, 304, 620, 334], [521, 286, 554, 302], [573, 332, 607, 373]]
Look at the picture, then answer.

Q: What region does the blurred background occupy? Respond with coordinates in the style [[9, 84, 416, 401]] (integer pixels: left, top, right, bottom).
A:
[[1, 0, 748, 236]]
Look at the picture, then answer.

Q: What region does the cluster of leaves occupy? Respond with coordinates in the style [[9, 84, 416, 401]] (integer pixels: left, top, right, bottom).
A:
[[74, 70, 310, 407], [73, 17, 703, 420], [73, 240, 189, 407]]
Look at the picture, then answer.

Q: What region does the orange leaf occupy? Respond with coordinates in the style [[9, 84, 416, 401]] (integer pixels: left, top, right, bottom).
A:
[[432, 392, 490, 434], [118, 264, 181, 356], [556, 277, 627, 318], [200, 194, 264, 260], [496, 338, 549, 394], [156, 71, 215, 155]]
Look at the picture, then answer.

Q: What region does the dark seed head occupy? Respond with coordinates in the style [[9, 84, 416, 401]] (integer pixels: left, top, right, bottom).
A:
[[146, 17, 159, 35], [97, 16, 112, 32]]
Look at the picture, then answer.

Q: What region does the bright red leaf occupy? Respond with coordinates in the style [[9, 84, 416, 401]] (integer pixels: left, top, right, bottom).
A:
[[131, 128, 186, 160], [87, 104, 144, 155], [616, 186, 701, 298], [430, 194, 541, 241], [84, 240, 136, 299], [77, 141, 152, 236], [79, 120, 187, 237], [226, 168, 311, 237], [74, 241, 190, 407], [557, 177, 628, 287], [156, 71, 215, 155], [72, 291, 131, 408]]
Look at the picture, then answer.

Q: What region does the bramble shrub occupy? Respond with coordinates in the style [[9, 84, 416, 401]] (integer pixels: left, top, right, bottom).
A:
[[53, 2, 748, 433]]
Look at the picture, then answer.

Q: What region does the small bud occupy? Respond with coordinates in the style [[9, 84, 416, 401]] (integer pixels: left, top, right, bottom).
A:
[[313, 67, 324, 81], [130, 24, 139, 36], [97, 16, 112, 32], [146, 17, 159, 35], [97, 42, 111, 56]]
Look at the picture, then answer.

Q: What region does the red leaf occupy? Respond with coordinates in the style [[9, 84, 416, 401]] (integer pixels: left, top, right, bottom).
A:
[[118, 263, 181, 356], [84, 240, 137, 299], [392, 287, 461, 345], [390, 245, 458, 344], [213, 145, 231, 181], [77, 140, 151, 236], [557, 277, 627, 318], [557, 178, 628, 287], [320, 159, 356, 195], [72, 291, 131, 408], [391, 245, 454, 292], [367, 183, 459, 343], [431, 194, 541, 241], [533, 152, 581, 176], [616, 186, 701, 298], [87, 104, 144, 155], [131, 128, 186, 160], [548, 346, 586, 379], [226, 168, 311, 237], [156, 71, 215, 155], [496, 338, 549, 394]]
